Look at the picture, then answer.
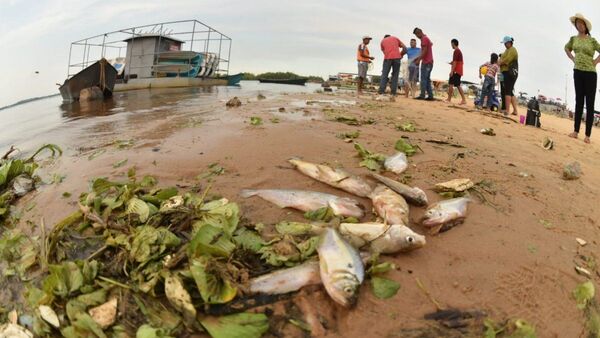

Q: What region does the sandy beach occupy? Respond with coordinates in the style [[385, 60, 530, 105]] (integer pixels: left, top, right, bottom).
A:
[[6, 86, 600, 337]]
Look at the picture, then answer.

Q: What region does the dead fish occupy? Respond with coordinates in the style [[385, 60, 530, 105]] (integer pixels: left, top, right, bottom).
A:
[[384, 152, 408, 174], [339, 222, 426, 254], [369, 185, 409, 225], [318, 228, 364, 307], [434, 178, 474, 192], [249, 261, 321, 295], [289, 158, 373, 197], [240, 189, 363, 218], [370, 172, 428, 206], [422, 197, 469, 234]]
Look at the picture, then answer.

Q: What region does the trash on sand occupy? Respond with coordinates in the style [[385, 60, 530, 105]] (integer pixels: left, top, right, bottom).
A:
[[397, 122, 416, 132], [369, 185, 409, 226], [542, 136, 554, 150], [289, 158, 373, 197], [480, 128, 496, 136], [88, 298, 117, 329], [370, 173, 428, 206], [384, 152, 408, 174], [563, 161, 582, 180], [394, 139, 420, 156], [39, 305, 60, 328], [575, 266, 592, 278], [434, 178, 474, 193], [317, 228, 364, 307], [354, 142, 387, 171], [422, 197, 469, 235], [278, 107, 286, 112], [257, 94, 266, 100], [249, 116, 263, 126], [576, 238, 588, 246], [226, 97, 242, 107]]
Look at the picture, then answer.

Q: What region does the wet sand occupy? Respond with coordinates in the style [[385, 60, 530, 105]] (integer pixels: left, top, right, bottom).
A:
[[12, 87, 600, 337]]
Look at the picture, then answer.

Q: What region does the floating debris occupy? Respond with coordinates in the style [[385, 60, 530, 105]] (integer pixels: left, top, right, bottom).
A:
[[226, 97, 242, 107]]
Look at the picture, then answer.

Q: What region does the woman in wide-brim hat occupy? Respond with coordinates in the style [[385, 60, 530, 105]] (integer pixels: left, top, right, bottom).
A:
[[564, 13, 600, 144]]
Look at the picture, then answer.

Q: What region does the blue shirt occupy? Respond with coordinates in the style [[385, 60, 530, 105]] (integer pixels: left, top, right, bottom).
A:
[[406, 47, 421, 61]]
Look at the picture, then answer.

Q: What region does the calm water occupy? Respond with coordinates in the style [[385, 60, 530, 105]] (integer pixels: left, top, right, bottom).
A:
[[0, 81, 321, 153]]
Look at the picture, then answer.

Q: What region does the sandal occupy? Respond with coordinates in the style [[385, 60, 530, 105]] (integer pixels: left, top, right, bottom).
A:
[[568, 132, 578, 139]]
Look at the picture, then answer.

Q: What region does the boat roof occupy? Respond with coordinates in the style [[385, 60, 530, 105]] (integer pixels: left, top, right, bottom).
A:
[[123, 34, 185, 43]]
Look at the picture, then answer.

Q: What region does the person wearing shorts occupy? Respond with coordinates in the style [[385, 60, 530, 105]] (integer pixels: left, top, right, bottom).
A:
[[357, 35, 374, 95], [446, 39, 466, 104], [499, 36, 519, 115], [404, 39, 421, 98]]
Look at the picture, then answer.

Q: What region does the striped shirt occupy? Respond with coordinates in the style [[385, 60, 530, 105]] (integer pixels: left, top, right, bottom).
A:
[[482, 62, 500, 79]]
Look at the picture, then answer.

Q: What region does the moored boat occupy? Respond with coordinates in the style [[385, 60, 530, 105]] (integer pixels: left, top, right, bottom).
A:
[[258, 78, 307, 86], [59, 58, 117, 102]]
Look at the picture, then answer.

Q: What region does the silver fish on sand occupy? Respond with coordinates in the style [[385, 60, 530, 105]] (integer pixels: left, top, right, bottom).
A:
[[384, 152, 408, 174], [249, 261, 321, 295], [289, 158, 373, 197], [369, 185, 409, 225], [318, 228, 364, 307], [370, 172, 428, 206], [240, 189, 364, 218], [339, 222, 426, 254], [422, 197, 469, 234]]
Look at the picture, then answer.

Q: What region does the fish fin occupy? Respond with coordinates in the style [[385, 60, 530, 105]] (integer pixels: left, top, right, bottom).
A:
[[239, 189, 259, 198]]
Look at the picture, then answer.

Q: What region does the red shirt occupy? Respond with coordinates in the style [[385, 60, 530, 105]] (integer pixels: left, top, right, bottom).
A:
[[380, 36, 403, 60], [452, 48, 464, 76], [421, 35, 433, 64]]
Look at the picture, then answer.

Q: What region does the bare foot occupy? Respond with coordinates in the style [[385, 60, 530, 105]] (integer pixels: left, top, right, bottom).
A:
[[459, 101, 467, 105], [584, 137, 591, 144], [569, 132, 578, 139], [511, 112, 518, 116], [444, 99, 451, 103]]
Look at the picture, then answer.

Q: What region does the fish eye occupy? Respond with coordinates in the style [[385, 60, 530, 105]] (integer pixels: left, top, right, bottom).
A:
[[343, 286, 353, 295], [406, 236, 414, 243]]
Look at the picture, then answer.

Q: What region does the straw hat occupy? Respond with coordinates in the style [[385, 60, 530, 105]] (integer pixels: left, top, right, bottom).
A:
[[570, 13, 592, 32]]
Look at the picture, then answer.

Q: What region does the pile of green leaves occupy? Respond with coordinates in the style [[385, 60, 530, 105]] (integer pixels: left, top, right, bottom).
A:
[[354, 142, 387, 171], [394, 139, 420, 157], [13, 168, 330, 337], [0, 144, 62, 224]]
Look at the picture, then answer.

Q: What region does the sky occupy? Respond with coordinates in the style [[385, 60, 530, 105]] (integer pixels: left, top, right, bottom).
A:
[[0, 0, 599, 108]]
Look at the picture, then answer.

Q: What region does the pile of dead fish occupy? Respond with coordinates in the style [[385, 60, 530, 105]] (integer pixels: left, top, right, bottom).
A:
[[241, 156, 471, 308]]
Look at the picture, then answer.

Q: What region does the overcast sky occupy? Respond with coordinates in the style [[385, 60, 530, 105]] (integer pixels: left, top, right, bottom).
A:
[[0, 0, 599, 108]]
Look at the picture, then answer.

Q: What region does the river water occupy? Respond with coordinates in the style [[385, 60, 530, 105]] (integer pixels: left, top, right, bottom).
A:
[[0, 81, 321, 153]]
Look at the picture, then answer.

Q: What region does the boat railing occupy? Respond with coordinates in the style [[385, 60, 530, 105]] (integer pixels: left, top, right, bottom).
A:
[[65, 19, 231, 80]]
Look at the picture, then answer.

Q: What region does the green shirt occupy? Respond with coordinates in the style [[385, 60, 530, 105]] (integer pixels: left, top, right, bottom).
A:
[[500, 46, 518, 72], [565, 36, 600, 72]]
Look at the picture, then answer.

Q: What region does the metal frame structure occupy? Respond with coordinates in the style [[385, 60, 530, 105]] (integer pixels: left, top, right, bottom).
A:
[[66, 19, 232, 79]]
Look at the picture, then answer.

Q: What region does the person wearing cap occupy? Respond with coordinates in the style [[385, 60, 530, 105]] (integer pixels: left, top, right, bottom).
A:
[[498, 36, 519, 115], [413, 28, 434, 101], [357, 36, 375, 96], [565, 13, 600, 144], [378, 34, 407, 96]]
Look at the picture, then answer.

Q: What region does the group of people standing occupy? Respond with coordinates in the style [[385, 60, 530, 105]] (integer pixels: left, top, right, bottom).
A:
[[356, 13, 600, 144]]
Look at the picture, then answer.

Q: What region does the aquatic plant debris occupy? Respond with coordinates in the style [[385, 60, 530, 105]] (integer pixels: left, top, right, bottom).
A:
[[394, 139, 420, 156], [397, 122, 416, 132], [250, 116, 263, 126], [354, 142, 387, 171]]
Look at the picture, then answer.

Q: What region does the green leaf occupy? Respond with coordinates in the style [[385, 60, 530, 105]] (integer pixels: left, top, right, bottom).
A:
[[133, 295, 181, 331], [354, 142, 386, 171], [190, 256, 238, 304], [573, 281, 595, 310], [43, 261, 85, 298], [483, 318, 505, 338], [188, 223, 236, 258], [200, 313, 269, 338], [126, 197, 151, 223], [233, 228, 266, 253], [136, 324, 174, 338], [199, 201, 240, 236], [61, 313, 107, 338], [304, 207, 335, 222], [250, 116, 263, 126], [368, 262, 396, 276], [510, 319, 536, 338], [112, 159, 128, 168], [370, 276, 400, 299], [397, 122, 416, 132], [394, 139, 418, 156], [275, 221, 315, 236], [129, 226, 181, 264]]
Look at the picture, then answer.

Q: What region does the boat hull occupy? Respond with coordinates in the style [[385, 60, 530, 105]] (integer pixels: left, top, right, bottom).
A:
[[258, 78, 307, 85], [113, 77, 227, 92], [59, 59, 117, 102]]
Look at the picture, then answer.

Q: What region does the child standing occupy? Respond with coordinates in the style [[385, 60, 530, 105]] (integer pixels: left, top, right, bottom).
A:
[[477, 53, 500, 109]]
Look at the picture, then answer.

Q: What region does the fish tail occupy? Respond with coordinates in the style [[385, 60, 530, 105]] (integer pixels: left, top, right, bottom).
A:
[[240, 189, 259, 198]]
